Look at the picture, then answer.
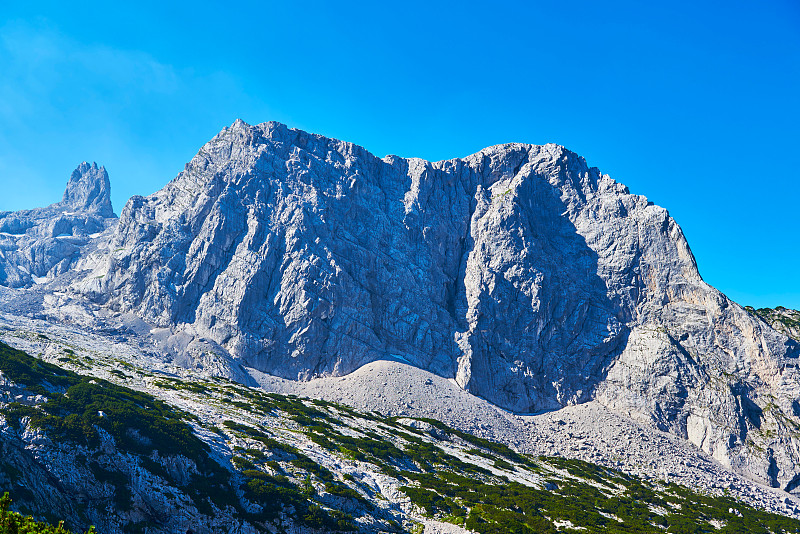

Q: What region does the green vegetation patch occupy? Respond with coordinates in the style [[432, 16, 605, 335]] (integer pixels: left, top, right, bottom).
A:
[[222, 420, 298, 455], [238, 464, 358, 531], [0, 345, 200, 459], [407, 417, 535, 467], [220, 420, 361, 530], [0, 344, 77, 396], [0, 343, 235, 516], [399, 454, 800, 534], [0, 492, 96, 534], [152, 377, 209, 394]]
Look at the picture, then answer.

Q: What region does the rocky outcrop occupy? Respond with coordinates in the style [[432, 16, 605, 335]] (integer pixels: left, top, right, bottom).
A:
[[0, 162, 116, 288], [62, 162, 115, 218], [748, 306, 800, 342]]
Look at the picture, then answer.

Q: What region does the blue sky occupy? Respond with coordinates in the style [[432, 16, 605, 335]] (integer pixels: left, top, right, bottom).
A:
[[1, 1, 798, 308]]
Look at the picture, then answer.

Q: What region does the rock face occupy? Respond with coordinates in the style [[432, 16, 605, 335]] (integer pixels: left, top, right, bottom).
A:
[[70, 120, 800, 491], [88, 121, 636, 409], [0, 162, 116, 288], [62, 162, 115, 218]]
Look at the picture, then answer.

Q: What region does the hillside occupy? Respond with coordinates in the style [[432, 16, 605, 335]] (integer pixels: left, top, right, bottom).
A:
[[3, 339, 800, 533]]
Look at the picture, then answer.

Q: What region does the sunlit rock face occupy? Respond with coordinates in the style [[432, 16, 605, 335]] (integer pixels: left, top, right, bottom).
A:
[[66, 120, 800, 491], [0, 162, 116, 288]]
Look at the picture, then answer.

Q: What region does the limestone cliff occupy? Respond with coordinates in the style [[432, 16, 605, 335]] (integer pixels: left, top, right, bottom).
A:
[[748, 306, 800, 342]]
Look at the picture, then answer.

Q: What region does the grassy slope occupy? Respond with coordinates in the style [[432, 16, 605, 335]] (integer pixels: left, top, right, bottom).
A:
[[2, 341, 800, 533]]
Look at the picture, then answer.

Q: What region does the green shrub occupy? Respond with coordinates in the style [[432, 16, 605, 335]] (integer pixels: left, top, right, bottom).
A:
[[0, 492, 96, 534]]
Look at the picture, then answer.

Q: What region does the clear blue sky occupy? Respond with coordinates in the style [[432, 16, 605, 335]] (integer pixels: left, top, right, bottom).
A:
[[1, 1, 798, 308]]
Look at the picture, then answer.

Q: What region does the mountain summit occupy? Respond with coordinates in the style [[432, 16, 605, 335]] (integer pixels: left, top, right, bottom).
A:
[[62, 161, 114, 218]]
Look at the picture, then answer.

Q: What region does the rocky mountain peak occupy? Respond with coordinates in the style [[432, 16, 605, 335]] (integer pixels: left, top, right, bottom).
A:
[[90, 121, 705, 410], [62, 161, 114, 218], [0, 163, 117, 288]]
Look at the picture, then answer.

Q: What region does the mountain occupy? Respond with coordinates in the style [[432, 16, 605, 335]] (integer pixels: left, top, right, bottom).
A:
[[67, 120, 800, 491], [1, 120, 799, 521], [0, 162, 115, 288]]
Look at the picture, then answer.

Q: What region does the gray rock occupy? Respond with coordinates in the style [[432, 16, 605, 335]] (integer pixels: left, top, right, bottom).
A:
[[0, 162, 116, 288], [62, 161, 115, 218], [85, 122, 636, 411]]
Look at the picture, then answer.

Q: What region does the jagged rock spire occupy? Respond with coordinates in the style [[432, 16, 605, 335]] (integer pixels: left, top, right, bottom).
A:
[[62, 162, 114, 218], [0, 161, 117, 288]]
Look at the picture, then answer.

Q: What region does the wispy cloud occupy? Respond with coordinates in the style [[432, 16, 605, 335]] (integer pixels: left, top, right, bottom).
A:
[[0, 19, 261, 212], [0, 21, 180, 123]]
